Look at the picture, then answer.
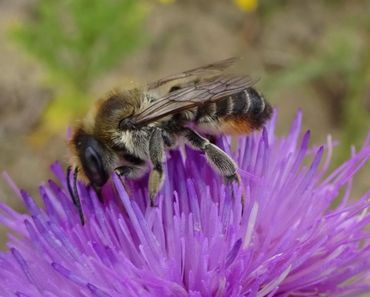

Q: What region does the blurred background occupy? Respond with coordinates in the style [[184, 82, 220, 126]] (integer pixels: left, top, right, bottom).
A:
[[0, 0, 369, 219]]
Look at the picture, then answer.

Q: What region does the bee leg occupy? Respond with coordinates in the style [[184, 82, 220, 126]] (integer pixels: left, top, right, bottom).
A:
[[115, 166, 135, 177], [182, 128, 240, 184], [148, 128, 165, 207], [114, 166, 137, 196]]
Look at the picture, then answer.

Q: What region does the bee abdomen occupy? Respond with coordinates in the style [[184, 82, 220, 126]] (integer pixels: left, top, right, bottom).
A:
[[198, 87, 271, 127], [225, 87, 266, 115], [230, 87, 272, 129], [192, 87, 272, 134]]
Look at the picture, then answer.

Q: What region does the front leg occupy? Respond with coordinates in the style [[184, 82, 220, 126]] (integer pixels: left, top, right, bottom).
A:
[[114, 165, 144, 179], [114, 165, 140, 196], [182, 128, 239, 183], [148, 128, 165, 206]]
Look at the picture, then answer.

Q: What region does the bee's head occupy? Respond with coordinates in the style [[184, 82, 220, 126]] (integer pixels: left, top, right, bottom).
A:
[[70, 128, 111, 189]]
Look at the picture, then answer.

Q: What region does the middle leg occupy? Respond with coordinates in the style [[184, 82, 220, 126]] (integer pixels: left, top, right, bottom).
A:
[[148, 128, 166, 206]]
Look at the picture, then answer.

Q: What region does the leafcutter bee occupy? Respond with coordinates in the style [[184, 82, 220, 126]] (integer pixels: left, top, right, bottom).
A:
[[68, 58, 272, 224]]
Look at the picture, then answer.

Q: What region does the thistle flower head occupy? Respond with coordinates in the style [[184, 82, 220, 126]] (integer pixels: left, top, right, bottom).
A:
[[0, 112, 369, 296]]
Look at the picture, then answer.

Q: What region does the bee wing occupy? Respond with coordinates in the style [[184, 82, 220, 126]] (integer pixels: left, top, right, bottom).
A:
[[146, 57, 238, 92], [132, 74, 257, 126]]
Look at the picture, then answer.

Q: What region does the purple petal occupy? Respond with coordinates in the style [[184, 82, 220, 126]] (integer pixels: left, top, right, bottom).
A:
[[0, 111, 369, 296]]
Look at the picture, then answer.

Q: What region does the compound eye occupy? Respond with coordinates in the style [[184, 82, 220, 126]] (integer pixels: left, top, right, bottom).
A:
[[84, 146, 104, 184], [77, 135, 109, 188]]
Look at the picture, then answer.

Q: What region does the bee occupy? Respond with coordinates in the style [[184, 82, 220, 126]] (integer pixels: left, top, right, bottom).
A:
[[68, 58, 272, 224]]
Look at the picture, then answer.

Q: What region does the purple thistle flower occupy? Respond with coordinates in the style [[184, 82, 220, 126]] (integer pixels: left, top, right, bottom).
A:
[[0, 111, 370, 297]]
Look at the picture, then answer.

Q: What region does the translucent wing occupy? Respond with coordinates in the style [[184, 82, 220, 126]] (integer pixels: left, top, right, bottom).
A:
[[146, 57, 238, 91], [132, 74, 257, 126]]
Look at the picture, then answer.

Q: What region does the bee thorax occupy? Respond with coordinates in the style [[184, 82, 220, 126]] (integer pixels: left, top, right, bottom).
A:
[[115, 130, 150, 160]]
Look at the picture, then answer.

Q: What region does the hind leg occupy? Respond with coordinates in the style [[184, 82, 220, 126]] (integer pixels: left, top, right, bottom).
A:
[[181, 128, 240, 184], [182, 128, 247, 213]]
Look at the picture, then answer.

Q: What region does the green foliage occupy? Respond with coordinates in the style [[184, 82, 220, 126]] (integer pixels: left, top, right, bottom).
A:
[[11, 0, 148, 139], [260, 6, 370, 163], [263, 30, 358, 92], [13, 0, 148, 91]]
